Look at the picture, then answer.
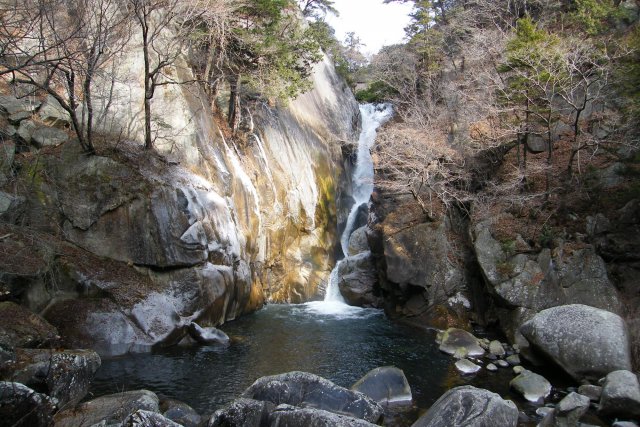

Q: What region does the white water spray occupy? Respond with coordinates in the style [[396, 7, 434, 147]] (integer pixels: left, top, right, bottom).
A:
[[306, 103, 393, 316]]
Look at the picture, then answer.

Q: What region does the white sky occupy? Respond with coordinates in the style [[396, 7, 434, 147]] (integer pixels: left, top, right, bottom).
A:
[[326, 0, 413, 56]]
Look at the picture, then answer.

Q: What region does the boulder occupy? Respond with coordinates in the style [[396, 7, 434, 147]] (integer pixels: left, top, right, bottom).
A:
[[0, 95, 40, 116], [241, 371, 383, 423], [489, 340, 505, 356], [526, 134, 548, 154], [0, 302, 59, 349], [0, 191, 25, 222], [187, 322, 230, 346], [31, 127, 68, 148], [348, 226, 370, 255], [506, 355, 520, 365], [577, 384, 602, 402], [599, 370, 640, 419], [160, 398, 202, 427], [455, 359, 481, 375], [411, 386, 518, 427], [54, 389, 160, 427], [337, 251, 381, 307], [4, 348, 100, 408], [208, 398, 275, 427], [17, 120, 36, 143], [0, 141, 15, 176], [553, 392, 590, 426], [520, 305, 632, 381], [437, 328, 484, 357], [351, 366, 412, 405], [487, 363, 498, 372], [268, 404, 378, 427], [0, 381, 56, 427], [38, 95, 70, 126], [124, 410, 183, 427], [509, 370, 551, 404]]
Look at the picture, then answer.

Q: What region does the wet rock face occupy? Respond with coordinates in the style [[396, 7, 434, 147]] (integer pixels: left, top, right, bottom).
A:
[[0, 381, 56, 427], [4, 348, 101, 408], [520, 304, 632, 382], [411, 385, 518, 427], [351, 366, 412, 405], [241, 371, 383, 423]]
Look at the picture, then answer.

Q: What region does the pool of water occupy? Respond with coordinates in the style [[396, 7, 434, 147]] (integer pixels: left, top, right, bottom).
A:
[[89, 303, 592, 425]]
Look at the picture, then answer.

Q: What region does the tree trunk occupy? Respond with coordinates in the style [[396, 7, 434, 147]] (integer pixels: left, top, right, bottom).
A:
[[142, 26, 153, 150], [228, 74, 241, 133]]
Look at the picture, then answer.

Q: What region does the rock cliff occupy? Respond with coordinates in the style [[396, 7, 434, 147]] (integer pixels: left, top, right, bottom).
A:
[[0, 43, 360, 355]]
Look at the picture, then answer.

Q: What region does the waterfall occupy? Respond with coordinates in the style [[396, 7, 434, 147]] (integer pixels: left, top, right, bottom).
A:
[[307, 103, 393, 316]]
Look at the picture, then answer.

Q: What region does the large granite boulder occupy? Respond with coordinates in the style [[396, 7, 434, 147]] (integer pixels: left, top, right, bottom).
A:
[[54, 389, 159, 427], [411, 386, 518, 427], [520, 304, 632, 381], [268, 404, 378, 426], [31, 127, 69, 148], [241, 371, 383, 423], [337, 252, 381, 307], [0, 95, 40, 116], [599, 370, 640, 419], [208, 397, 275, 427], [4, 348, 100, 408], [0, 381, 56, 427], [0, 302, 59, 349], [351, 366, 412, 405]]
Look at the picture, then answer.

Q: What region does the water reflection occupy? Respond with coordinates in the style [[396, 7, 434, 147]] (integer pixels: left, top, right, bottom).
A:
[[90, 304, 512, 419]]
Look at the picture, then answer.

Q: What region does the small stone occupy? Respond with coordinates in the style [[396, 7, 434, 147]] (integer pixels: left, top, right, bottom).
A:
[[510, 369, 552, 404], [497, 360, 509, 368], [512, 344, 520, 353], [489, 340, 506, 356], [506, 354, 521, 365], [487, 363, 498, 372], [578, 384, 602, 402], [455, 359, 481, 375], [513, 366, 524, 375]]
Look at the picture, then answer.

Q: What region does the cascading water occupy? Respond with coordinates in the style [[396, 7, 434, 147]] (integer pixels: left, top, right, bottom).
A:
[[307, 103, 393, 316]]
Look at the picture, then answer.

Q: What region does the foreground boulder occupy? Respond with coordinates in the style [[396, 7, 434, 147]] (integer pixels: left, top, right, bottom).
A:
[[599, 370, 640, 419], [241, 371, 383, 423], [160, 398, 202, 427], [208, 398, 274, 427], [54, 389, 159, 427], [0, 381, 56, 427], [268, 404, 378, 426], [3, 348, 101, 408], [437, 328, 484, 357], [520, 304, 632, 381], [411, 386, 518, 427], [124, 409, 183, 427], [351, 366, 412, 405]]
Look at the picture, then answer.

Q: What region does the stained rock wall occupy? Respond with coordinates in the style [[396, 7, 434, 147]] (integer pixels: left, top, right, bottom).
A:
[[0, 35, 359, 355]]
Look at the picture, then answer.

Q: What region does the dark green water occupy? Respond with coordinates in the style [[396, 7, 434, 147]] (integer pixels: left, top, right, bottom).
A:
[[89, 304, 568, 424]]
